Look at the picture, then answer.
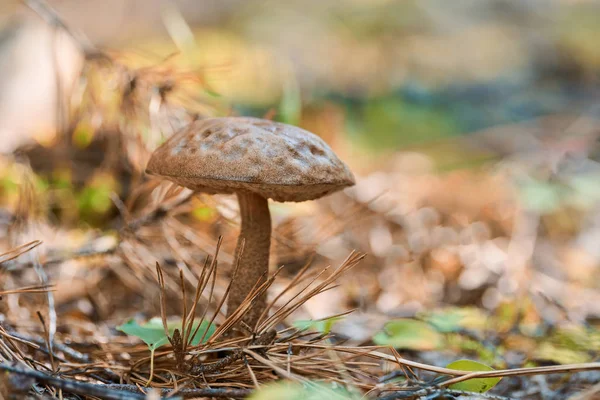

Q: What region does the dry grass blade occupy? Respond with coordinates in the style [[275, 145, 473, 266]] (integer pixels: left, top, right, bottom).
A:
[[206, 239, 252, 341], [36, 311, 57, 372], [182, 258, 211, 348], [0, 284, 54, 296], [155, 262, 171, 337], [184, 237, 221, 349], [365, 349, 600, 380], [210, 274, 267, 338], [126, 188, 194, 232], [178, 268, 187, 337], [244, 349, 307, 382], [256, 254, 315, 325], [439, 363, 600, 386], [257, 251, 365, 333], [0, 240, 43, 265]]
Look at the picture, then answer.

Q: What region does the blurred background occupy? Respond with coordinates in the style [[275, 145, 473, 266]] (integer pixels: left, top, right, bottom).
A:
[[1, 0, 600, 360], [3, 0, 600, 155]]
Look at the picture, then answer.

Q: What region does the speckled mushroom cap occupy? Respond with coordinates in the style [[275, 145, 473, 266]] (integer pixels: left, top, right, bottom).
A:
[[146, 117, 355, 202]]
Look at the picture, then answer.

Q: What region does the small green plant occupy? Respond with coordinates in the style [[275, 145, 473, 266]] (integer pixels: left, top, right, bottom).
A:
[[118, 317, 214, 350], [117, 317, 215, 384]]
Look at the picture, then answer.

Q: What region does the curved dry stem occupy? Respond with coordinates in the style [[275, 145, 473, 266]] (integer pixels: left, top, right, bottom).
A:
[[226, 191, 271, 331]]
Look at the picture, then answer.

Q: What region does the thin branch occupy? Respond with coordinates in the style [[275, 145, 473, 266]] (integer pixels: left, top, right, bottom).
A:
[[36, 311, 56, 372], [0, 240, 42, 264], [104, 384, 251, 399], [189, 329, 276, 375], [0, 364, 147, 400]]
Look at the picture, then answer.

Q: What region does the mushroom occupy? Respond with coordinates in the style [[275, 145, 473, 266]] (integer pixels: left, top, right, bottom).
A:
[[146, 117, 355, 331]]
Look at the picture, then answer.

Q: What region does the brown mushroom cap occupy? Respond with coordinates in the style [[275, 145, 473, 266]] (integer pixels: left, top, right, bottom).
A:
[[146, 117, 355, 202]]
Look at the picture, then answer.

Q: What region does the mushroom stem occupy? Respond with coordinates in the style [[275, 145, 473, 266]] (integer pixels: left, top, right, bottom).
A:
[[227, 191, 271, 331]]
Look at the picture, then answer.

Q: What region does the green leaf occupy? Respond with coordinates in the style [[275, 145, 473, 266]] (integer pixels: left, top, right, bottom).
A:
[[117, 317, 215, 351], [449, 336, 496, 365], [446, 359, 501, 393], [117, 319, 168, 350], [533, 342, 591, 364], [373, 319, 444, 350], [420, 307, 487, 333], [533, 325, 600, 364], [293, 317, 342, 335], [423, 312, 464, 333], [249, 381, 358, 400]]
